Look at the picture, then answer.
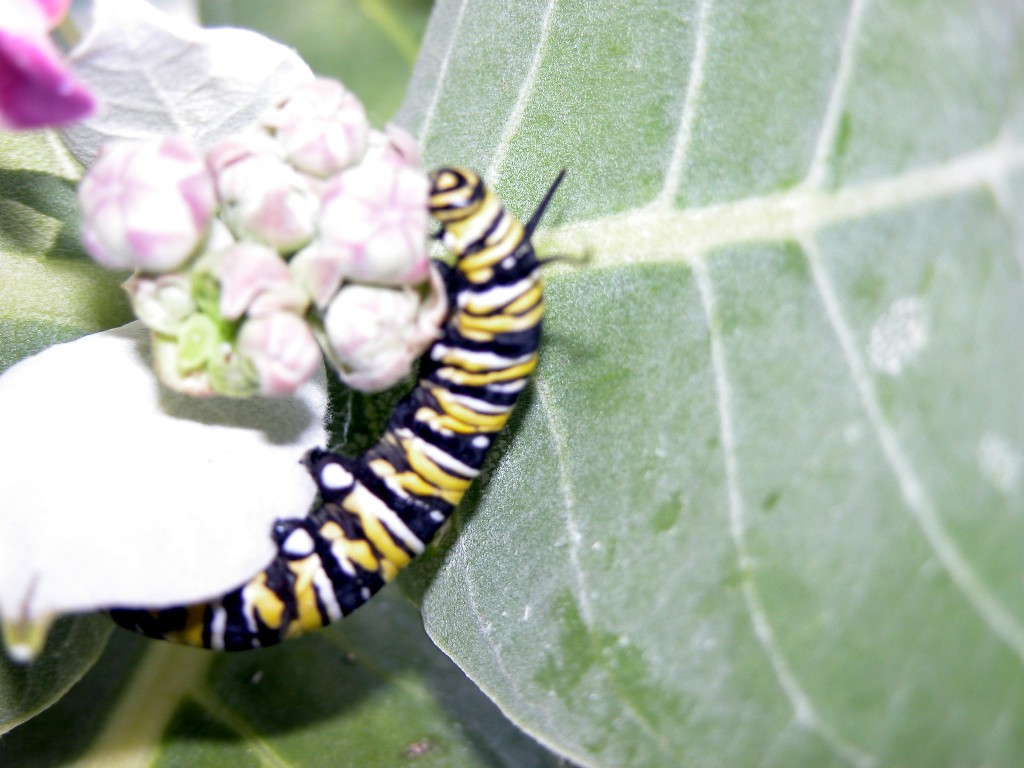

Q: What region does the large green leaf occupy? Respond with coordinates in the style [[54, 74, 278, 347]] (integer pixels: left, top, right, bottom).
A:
[[0, 590, 558, 767], [395, 1, 1024, 766]]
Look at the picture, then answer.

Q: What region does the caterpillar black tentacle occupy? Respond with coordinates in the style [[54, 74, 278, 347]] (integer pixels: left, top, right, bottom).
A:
[[109, 167, 563, 650]]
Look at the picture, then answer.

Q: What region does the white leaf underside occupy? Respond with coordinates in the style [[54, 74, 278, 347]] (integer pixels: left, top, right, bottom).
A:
[[0, 322, 326, 621], [61, 0, 315, 166]]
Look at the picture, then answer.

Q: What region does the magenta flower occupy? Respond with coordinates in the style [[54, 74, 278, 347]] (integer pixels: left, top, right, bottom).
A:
[[0, 0, 95, 130]]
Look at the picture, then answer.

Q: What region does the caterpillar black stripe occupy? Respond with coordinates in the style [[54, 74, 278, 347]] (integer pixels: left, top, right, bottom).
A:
[[109, 167, 565, 650]]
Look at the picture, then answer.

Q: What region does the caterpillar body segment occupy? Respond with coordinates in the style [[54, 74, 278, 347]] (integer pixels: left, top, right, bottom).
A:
[[109, 167, 564, 650]]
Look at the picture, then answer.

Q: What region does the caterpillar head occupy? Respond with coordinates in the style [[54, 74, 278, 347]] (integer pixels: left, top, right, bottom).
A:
[[428, 167, 484, 225]]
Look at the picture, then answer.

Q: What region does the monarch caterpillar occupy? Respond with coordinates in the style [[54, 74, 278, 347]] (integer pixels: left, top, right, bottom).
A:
[[110, 167, 565, 650]]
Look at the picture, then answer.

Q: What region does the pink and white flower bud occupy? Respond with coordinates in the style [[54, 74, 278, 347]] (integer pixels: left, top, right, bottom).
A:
[[316, 160, 431, 286], [208, 132, 318, 252], [205, 242, 308, 320], [78, 137, 215, 272], [238, 311, 321, 396], [364, 124, 422, 169], [263, 77, 370, 179], [323, 276, 446, 393], [288, 242, 345, 311], [124, 272, 195, 335]]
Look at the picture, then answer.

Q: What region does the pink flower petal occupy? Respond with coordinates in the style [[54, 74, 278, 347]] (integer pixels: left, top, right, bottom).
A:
[[0, 29, 94, 130], [35, 0, 72, 28]]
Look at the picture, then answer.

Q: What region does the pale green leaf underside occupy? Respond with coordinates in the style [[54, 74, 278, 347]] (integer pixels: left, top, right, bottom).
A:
[[1, 2, 561, 764], [397, 1, 1024, 766]]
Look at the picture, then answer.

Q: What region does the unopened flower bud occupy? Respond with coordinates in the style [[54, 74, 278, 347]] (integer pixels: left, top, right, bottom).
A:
[[151, 332, 217, 397], [208, 132, 318, 252], [288, 242, 345, 311], [153, 317, 262, 399], [78, 137, 215, 272], [316, 160, 430, 286], [323, 274, 446, 392], [124, 272, 195, 335], [263, 78, 370, 178], [364, 124, 422, 168], [238, 311, 321, 396], [176, 313, 222, 374], [201, 242, 308, 321]]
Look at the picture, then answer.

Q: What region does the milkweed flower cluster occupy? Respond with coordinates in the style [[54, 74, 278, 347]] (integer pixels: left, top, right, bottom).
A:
[[77, 77, 446, 397]]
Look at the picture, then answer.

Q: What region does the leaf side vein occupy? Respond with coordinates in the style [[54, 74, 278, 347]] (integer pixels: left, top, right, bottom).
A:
[[188, 687, 294, 768], [454, 516, 534, 712], [805, 238, 1024, 667], [487, 0, 559, 184], [695, 259, 876, 768], [534, 374, 675, 759], [657, 0, 713, 207], [804, 0, 870, 188], [416, 0, 471, 147]]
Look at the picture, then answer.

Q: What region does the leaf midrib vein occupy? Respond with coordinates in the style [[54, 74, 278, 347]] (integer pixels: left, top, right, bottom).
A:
[[537, 140, 1024, 268]]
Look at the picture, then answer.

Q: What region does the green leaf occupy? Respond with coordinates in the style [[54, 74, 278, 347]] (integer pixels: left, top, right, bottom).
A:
[[396, 1, 1024, 766], [0, 615, 112, 735], [200, 0, 433, 125], [0, 590, 559, 767], [0, 130, 132, 373]]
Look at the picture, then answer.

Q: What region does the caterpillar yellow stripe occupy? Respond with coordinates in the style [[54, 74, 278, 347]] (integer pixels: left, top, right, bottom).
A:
[[109, 167, 565, 650]]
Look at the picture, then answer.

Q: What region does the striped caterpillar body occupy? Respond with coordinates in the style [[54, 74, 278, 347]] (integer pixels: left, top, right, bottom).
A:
[[110, 167, 564, 650]]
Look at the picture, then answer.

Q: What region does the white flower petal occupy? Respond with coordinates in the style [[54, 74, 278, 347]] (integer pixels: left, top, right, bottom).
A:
[[0, 322, 327, 624]]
